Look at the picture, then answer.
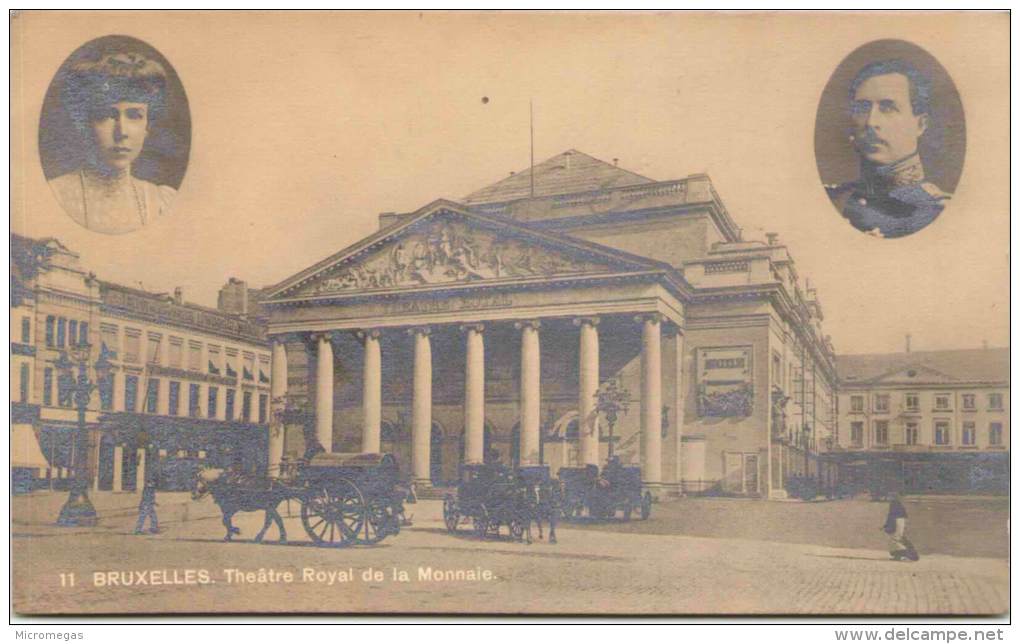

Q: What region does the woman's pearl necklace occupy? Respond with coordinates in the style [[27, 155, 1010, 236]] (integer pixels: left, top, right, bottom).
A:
[[79, 168, 146, 227]]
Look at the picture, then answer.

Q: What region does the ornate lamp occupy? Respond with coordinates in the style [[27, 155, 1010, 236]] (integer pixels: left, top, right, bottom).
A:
[[594, 379, 631, 460], [54, 342, 105, 527]]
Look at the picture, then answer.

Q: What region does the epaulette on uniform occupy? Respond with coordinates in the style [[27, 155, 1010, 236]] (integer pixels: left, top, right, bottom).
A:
[[919, 182, 952, 201]]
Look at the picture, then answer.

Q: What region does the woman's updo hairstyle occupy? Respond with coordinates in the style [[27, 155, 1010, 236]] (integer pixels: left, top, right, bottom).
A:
[[60, 47, 168, 133]]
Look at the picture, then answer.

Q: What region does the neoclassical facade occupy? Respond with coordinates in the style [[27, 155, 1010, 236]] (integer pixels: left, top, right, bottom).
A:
[[263, 151, 837, 498]]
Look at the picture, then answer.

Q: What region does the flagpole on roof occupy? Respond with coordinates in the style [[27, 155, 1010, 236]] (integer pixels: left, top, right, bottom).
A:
[[529, 99, 535, 198]]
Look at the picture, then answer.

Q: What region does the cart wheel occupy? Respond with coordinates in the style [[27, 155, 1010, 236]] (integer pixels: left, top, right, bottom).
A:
[[300, 478, 364, 547], [640, 492, 652, 520], [473, 505, 489, 539], [510, 518, 525, 541], [355, 497, 395, 545], [443, 495, 460, 533]]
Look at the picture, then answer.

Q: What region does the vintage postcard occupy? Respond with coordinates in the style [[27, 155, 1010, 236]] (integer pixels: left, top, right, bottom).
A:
[[9, 10, 1009, 617]]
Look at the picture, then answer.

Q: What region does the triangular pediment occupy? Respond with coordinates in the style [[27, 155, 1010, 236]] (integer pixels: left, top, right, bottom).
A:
[[267, 201, 664, 301], [871, 364, 959, 385]]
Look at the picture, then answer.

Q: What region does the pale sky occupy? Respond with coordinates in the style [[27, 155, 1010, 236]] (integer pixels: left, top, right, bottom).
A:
[[11, 11, 1010, 355]]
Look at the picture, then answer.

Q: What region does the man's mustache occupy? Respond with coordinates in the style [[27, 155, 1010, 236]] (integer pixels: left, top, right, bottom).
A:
[[850, 131, 887, 146]]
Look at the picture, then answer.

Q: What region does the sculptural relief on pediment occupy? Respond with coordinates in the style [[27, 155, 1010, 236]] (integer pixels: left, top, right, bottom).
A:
[[305, 220, 613, 295]]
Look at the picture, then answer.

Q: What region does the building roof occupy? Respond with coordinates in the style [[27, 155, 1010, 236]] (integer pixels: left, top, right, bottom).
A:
[[836, 348, 1010, 385], [462, 149, 654, 205]]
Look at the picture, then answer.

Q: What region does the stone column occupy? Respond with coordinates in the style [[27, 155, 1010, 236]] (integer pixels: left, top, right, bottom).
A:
[[314, 333, 334, 452], [410, 327, 433, 484], [267, 338, 288, 476], [462, 323, 486, 465], [215, 385, 228, 421], [639, 314, 663, 489], [113, 369, 126, 411], [574, 317, 600, 466], [516, 320, 541, 466], [672, 329, 686, 492], [112, 445, 124, 491], [135, 448, 146, 492], [156, 378, 169, 416], [360, 329, 382, 453]]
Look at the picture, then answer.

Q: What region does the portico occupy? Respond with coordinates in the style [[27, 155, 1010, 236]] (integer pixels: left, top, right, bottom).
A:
[[263, 201, 688, 493]]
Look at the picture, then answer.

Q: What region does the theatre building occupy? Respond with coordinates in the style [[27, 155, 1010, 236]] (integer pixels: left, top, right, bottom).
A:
[[10, 234, 272, 492], [262, 150, 837, 498]]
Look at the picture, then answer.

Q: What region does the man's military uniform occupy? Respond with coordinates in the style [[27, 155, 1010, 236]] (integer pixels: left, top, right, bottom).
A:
[[826, 154, 950, 239]]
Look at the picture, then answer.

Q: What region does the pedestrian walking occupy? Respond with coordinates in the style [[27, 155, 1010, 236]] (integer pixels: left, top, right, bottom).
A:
[[134, 472, 159, 535], [882, 492, 919, 561]]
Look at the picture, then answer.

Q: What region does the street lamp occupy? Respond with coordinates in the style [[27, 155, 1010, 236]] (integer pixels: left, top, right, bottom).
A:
[[594, 379, 631, 460], [54, 341, 113, 527]]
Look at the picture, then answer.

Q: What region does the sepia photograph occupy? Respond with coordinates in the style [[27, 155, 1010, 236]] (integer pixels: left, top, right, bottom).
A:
[[7, 10, 1011, 628]]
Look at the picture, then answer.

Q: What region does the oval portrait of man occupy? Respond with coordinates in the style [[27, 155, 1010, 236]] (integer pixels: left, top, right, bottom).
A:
[[815, 40, 965, 239], [39, 35, 191, 235]]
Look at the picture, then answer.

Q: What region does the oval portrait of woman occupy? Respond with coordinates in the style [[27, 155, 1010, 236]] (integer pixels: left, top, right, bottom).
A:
[[39, 35, 190, 235], [815, 40, 965, 239]]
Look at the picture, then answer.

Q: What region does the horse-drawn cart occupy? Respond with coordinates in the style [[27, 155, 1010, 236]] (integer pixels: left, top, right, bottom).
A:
[[442, 463, 559, 543], [559, 460, 651, 521], [193, 452, 406, 547]]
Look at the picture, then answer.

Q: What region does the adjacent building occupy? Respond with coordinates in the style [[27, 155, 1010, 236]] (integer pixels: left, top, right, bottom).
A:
[[261, 150, 837, 498], [10, 234, 271, 492], [831, 347, 1009, 494]]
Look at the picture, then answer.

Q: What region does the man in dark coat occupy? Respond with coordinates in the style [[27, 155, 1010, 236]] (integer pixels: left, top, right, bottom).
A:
[[882, 492, 919, 561]]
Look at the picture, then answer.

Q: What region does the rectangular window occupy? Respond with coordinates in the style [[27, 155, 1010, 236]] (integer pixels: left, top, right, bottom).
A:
[[934, 394, 951, 411], [243, 353, 255, 381], [850, 395, 864, 413], [168, 338, 183, 368], [988, 393, 1003, 410], [989, 422, 1003, 446], [124, 329, 141, 363], [45, 316, 55, 346], [961, 422, 976, 446], [57, 370, 73, 408], [850, 422, 863, 447], [208, 386, 219, 419], [43, 368, 53, 405], [145, 378, 160, 413], [904, 393, 919, 412], [258, 356, 270, 384], [873, 420, 889, 446], [242, 391, 253, 421], [188, 341, 202, 372], [905, 422, 919, 446], [99, 373, 113, 411], [21, 317, 31, 344], [258, 393, 268, 424], [168, 381, 181, 416], [19, 363, 30, 402], [125, 375, 139, 412], [225, 389, 236, 420], [189, 384, 201, 417], [934, 420, 950, 445], [101, 325, 119, 358], [962, 394, 976, 410], [208, 345, 222, 375], [68, 320, 78, 347], [225, 349, 238, 378], [874, 394, 889, 413], [147, 334, 162, 364], [56, 317, 66, 347], [79, 321, 89, 346]]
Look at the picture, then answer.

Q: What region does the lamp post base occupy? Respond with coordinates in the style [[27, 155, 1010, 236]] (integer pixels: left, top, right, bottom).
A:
[[56, 487, 98, 527]]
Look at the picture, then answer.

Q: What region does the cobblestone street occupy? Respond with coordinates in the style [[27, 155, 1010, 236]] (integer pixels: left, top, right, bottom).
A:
[[12, 493, 1008, 615]]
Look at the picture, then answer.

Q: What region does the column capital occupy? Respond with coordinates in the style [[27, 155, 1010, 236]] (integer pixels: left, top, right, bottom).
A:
[[459, 322, 486, 334], [634, 312, 665, 325], [513, 319, 542, 331], [308, 331, 336, 344], [406, 325, 432, 337], [269, 332, 302, 346], [572, 316, 600, 328], [357, 328, 382, 341], [662, 320, 684, 338]]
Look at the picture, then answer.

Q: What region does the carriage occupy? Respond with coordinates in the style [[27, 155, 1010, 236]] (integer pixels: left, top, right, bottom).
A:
[[193, 451, 407, 548], [558, 461, 652, 521], [293, 452, 406, 546], [442, 463, 553, 542]]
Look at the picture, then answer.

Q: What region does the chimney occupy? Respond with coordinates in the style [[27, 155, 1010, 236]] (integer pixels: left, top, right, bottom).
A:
[[173, 287, 183, 304], [564, 150, 573, 169], [905, 334, 911, 353], [766, 232, 779, 246], [613, 158, 619, 167], [982, 339, 989, 350]]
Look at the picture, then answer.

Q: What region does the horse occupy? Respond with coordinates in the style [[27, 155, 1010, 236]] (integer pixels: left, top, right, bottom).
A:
[[191, 467, 291, 544], [522, 477, 561, 545]]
